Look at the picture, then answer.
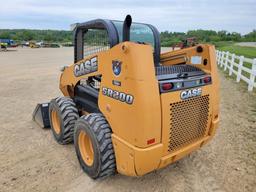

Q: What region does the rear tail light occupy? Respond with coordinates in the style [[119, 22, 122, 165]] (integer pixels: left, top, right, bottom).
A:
[[203, 76, 211, 83], [162, 83, 173, 90]]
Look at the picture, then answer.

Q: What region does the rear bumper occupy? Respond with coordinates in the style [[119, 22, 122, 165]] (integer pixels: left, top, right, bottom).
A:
[[112, 117, 219, 176]]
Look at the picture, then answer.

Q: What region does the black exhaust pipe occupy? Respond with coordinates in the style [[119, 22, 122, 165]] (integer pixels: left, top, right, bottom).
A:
[[123, 15, 132, 42]]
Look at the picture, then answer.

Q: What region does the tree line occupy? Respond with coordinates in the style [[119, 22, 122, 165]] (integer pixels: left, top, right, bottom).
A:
[[0, 29, 72, 43], [160, 30, 256, 46], [0, 29, 255, 46]]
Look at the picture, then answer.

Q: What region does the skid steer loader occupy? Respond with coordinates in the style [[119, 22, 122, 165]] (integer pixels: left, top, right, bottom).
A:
[[33, 15, 220, 179]]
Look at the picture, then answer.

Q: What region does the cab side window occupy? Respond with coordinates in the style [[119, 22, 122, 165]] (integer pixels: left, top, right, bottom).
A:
[[83, 29, 110, 58]]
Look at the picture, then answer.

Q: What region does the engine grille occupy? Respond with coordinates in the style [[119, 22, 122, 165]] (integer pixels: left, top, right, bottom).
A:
[[168, 95, 210, 152], [155, 64, 203, 76]]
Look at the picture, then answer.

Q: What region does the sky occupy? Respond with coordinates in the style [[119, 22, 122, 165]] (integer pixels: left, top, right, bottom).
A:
[[0, 0, 255, 34]]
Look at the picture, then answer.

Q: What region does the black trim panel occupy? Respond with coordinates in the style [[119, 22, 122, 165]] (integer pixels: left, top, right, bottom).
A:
[[146, 24, 161, 65], [73, 19, 119, 63], [74, 85, 100, 113]]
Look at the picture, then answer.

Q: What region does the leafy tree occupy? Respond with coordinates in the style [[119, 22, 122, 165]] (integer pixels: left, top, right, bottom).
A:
[[0, 31, 11, 39], [243, 30, 256, 41]]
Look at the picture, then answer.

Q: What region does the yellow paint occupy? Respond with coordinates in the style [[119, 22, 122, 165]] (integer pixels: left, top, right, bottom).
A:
[[78, 130, 95, 166], [51, 109, 61, 134], [59, 42, 220, 176]]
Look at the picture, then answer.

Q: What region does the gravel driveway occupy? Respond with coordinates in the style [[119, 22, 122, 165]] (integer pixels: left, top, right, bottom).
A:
[[0, 47, 255, 192]]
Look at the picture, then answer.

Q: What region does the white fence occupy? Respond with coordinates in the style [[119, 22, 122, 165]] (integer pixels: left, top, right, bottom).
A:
[[216, 50, 256, 91]]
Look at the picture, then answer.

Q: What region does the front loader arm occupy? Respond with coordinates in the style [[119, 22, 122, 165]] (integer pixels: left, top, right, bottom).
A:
[[59, 54, 102, 97]]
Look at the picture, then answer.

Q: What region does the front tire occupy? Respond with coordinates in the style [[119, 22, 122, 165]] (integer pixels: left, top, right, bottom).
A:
[[49, 97, 79, 144], [74, 113, 116, 179]]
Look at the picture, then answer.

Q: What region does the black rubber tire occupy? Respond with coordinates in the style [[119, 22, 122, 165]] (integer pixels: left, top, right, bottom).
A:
[[74, 113, 116, 179], [49, 97, 79, 144]]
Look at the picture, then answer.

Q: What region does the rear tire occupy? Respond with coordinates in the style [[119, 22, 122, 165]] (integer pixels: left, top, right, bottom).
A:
[[49, 97, 79, 144], [74, 113, 116, 179]]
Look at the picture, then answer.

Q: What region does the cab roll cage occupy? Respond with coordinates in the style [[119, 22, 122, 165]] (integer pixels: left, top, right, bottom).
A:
[[73, 15, 161, 65]]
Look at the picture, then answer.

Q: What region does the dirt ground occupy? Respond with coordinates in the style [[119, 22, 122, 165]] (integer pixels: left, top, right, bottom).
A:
[[0, 47, 255, 192]]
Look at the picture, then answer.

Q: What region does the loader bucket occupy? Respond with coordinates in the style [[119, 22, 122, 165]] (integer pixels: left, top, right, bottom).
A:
[[32, 103, 50, 128]]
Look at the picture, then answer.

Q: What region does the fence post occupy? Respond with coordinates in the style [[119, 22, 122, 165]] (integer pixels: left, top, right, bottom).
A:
[[248, 58, 256, 91], [229, 54, 235, 76], [224, 51, 229, 71], [218, 51, 221, 66], [220, 52, 225, 68], [218, 51, 221, 65], [222, 51, 225, 67], [236, 56, 244, 82]]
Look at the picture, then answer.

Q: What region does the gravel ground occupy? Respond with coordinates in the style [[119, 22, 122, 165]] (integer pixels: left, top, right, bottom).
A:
[[0, 47, 255, 192]]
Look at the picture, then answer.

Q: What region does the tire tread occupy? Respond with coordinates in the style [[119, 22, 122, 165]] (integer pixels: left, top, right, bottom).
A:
[[50, 96, 79, 144], [79, 113, 116, 178]]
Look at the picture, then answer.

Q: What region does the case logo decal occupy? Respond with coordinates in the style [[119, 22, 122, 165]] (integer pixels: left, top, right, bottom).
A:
[[102, 87, 133, 104], [112, 60, 122, 76], [74, 56, 97, 77], [180, 88, 202, 100]]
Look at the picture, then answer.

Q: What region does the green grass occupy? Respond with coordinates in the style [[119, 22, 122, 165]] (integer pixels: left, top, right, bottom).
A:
[[213, 41, 256, 59]]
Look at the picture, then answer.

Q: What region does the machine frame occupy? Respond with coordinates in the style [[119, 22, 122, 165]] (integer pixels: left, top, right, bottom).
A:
[[33, 15, 220, 179]]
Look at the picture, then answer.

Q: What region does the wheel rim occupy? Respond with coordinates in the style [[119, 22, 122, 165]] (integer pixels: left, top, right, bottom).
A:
[[78, 130, 94, 166], [51, 109, 61, 134]]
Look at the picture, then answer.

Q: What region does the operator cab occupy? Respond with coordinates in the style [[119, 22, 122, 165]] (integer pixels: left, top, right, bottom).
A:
[[73, 15, 160, 65]]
